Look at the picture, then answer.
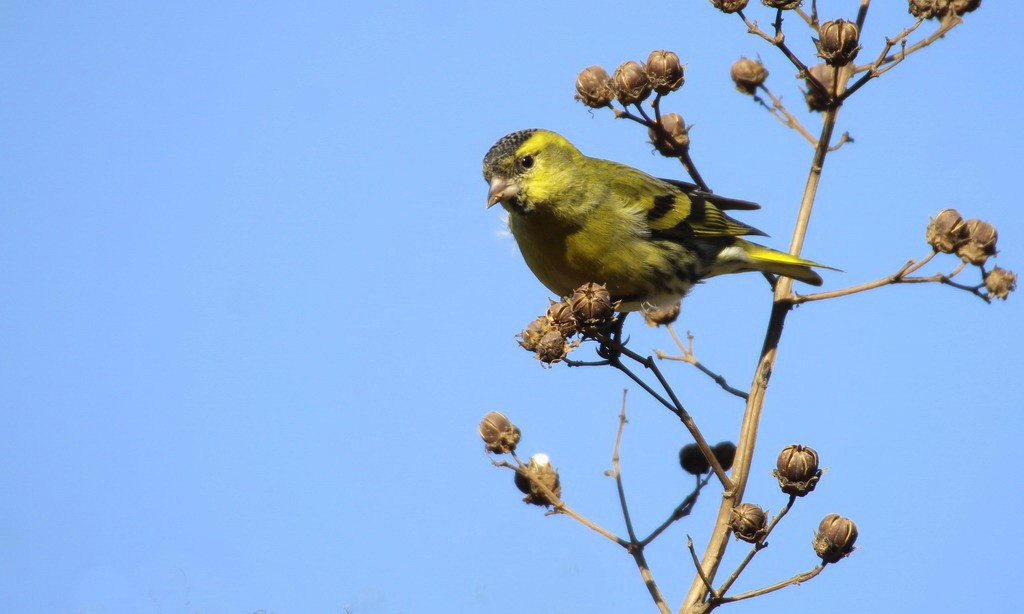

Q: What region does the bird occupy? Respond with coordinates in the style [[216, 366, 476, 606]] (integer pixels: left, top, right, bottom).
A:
[[482, 129, 830, 312]]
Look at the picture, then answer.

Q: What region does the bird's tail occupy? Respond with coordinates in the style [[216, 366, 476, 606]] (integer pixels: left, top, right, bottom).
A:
[[730, 240, 836, 287]]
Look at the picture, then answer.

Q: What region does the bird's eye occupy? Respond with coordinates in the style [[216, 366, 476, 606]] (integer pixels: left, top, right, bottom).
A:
[[518, 154, 535, 171]]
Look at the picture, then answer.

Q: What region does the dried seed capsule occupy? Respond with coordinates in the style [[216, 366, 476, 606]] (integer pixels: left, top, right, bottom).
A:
[[514, 453, 562, 507], [730, 57, 768, 95], [816, 19, 860, 67], [546, 300, 578, 337], [646, 50, 685, 95], [730, 503, 769, 543], [957, 219, 998, 265], [773, 444, 822, 497], [713, 441, 738, 472], [710, 0, 748, 12], [534, 330, 570, 364], [612, 61, 652, 106], [575, 65, 614, 108], [569, 282, 615, 327], [984, 267, 1017, 300], [643, 302, 681, 327], [478, 411, 521, 454], [813, 514, 858, 563], [679, 443, 710, 475], [925, 208, 967, 254], [518, 316, 553, 352], [648, 113, 690, 157], [762, 0, 803, 8], [950, 0, 981, 15], [908, 0, 945, 19]]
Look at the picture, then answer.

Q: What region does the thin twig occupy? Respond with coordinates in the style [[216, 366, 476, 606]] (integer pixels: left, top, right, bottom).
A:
[[687, 537, 721, 601], [855, 0, 871, 34], [639, 474, 711, 547], [792, 252, 989, 303], [715, 565, 827, 604], [738, 9, 829, 101], [655, 326, 748, 400], [753, 84, 817, 146]]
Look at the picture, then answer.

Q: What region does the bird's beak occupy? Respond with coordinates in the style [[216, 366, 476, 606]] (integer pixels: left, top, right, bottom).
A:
[[486, 175, 518, 208]]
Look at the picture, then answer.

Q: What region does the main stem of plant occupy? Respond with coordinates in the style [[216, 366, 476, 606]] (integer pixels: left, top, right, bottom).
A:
[[679, 106, 840, 614]]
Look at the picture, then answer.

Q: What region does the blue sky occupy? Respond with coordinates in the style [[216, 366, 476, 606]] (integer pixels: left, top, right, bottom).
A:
[[2, 2, 1020, 613]]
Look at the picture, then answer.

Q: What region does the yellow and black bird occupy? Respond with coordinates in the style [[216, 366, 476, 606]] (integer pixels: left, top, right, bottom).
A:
[[483, 129, 828, 311]]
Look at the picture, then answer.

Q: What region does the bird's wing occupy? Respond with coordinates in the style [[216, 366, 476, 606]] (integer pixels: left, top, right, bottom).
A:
[[658, 178, 761, 211], [596, 157, 768, 240]]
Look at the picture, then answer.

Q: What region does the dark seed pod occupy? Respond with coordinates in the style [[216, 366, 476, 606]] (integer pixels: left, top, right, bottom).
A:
[[570, 282, 615, 327], [984, 267, 1016, 300], [957, 219, 998, 265], [813, 514, 858, 563], [773, 444, 822, 497], [730, 503, 769, 543], [730, 57, 768, 95], [710, 0, 749, 12], [679, 443, 710, 475], [925, 208, 967, 254], [646, 50, 685, 95], [648, 113, 690, 157], [479, 411, 521, 454], [612, 61, 652, 106], [575, 65, 615, 108], [816, 19, 860, 67], [713, 441, 738, 472], [514, 453, 562, 507]]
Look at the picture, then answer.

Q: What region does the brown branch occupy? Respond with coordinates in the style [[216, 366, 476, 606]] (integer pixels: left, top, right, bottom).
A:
[[680, 101, 843, 613], [738, 9, 829, 102], [640, 474, 711, 547], [715, 565, 827, 604], [792, 252, 990, 303], [655, 326, 748, 400], [752, 84, 817, 146], [687, 537, 721, 601]]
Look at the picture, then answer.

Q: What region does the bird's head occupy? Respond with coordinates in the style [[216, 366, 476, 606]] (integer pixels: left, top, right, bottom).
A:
[[481, 129, 581, 216]]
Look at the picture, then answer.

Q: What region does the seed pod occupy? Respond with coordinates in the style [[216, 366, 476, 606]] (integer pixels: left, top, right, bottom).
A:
[[773, 444, 822, 497], [518, 316, 553, 352], [762, 0, 803, 8], [956, 218, 998, 265], [646, 50, 685, 95], [643, 302, 681, 327], [534, 330, 570, 364], [569, 282, 615, 327], [575, 65, 614, 108], [679, 443, 710, 475], [514, 453, 562, 507], [984, 267, 1017, 300], [813, 514, 858, 563], [713, 441, 738, 472], [648, 113, 690, 157], [951, 0, 981, 15], [908, 0, 945, 18], [479, 411, 521, 454], [710, 0, 748, 12], [925, 208, 967, 254], [730, 503, 769, 543], [816, 19, 860, 67], [612, 61, 652, 106], [546, 301, 578, 337], [730, 57, 768, 95]]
